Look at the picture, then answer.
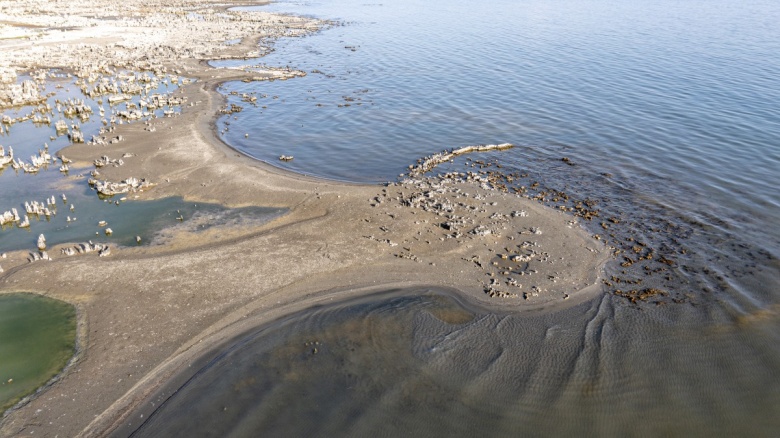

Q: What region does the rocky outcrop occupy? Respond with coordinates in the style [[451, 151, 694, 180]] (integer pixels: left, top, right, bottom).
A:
[[408, 143, 514, 177], [0, 145, 13, 167], [0, 79, 42, 108], [88, 177, 154, 196]]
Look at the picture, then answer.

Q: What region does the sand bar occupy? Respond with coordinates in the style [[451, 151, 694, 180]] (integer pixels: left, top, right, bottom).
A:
[[0, 0, 607, 435]]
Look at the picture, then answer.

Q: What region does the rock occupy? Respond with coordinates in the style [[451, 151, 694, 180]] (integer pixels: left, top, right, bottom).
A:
[[0, 79, 41, 107], [0, 145, 13, 167], [89, 177, 155, 196], [0, 210, 14, 226], [55, 120, 68, 133], [408, 143, 514, 177], [0, 68, 16, 84], [70, 129, 85, 143], [94, 155, 124, 168]]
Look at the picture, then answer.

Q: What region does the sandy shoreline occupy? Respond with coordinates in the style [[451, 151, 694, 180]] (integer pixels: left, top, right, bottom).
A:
[[0, 1, 607, 436]]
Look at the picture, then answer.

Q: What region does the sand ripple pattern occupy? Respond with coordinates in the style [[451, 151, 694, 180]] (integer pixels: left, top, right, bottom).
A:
[[122, 289, 780, 437]]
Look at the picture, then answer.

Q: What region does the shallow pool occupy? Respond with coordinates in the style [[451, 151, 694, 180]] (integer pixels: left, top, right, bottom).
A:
[[0, 293, 77, 412]]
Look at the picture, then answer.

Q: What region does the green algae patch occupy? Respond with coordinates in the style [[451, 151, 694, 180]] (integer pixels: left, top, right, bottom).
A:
[[0, 293, 77, 412]]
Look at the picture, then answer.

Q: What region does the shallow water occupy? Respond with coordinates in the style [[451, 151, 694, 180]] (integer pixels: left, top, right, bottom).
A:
[[0, 71, 184, 252], [0, 189, 284, 252], [0, 73, 285, 254], [173, 0, 780, 434], [121, 289, 780, 437], [214, 0, 779, 309], [0, 293, 76, 412], [0, 71, 286, 414]]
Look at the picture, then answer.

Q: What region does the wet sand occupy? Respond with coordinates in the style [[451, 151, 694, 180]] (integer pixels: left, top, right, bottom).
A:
[[0, 1, 607, 436]]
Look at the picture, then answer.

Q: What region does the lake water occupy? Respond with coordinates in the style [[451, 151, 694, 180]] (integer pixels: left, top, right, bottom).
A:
[[0, 293, 76, 412], [0, 71, 183, 251], [165, 0, 780, 435], [0, 71, 285, 411], [4, 0, 777, 433], [216, 0, 779, 307], [0, 72, 285, 253], [121, 288, 780, 437]]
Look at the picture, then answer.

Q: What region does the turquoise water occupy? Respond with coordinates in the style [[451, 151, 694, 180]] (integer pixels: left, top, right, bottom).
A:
[[0, 71, 284, 417], [5, 0, 778, 434]]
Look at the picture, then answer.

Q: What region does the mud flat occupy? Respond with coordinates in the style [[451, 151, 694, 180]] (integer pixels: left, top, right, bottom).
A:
[[0, 0, 606, 436]]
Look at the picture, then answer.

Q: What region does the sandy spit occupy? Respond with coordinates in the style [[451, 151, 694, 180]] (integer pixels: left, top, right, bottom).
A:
[[0, 0, 607, 436]]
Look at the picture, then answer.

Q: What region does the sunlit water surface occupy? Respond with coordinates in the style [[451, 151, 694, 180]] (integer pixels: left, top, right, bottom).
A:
[[183, 0, 780, 434], [215, 0, 779, 305], [122, 289, 780, 436], [28, 0, 780, 434]]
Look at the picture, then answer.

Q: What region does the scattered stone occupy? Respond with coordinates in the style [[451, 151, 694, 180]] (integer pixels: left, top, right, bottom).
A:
[[88, 177, 155, 196], [93, 155, 124, 168]]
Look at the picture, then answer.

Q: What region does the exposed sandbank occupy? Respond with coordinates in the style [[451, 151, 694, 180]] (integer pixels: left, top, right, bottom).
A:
[[0, 0, 607, 436]]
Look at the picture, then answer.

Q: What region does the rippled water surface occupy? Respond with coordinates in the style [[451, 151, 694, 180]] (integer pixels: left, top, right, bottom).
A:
[[122, 289, 780, 436], [217, 0, 779, 303], [133, 0, 780, 434], [68, 0, 780, 436], [221, 0, 780, 204]]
